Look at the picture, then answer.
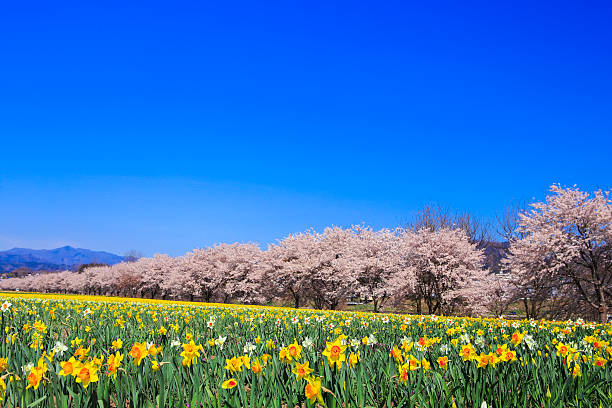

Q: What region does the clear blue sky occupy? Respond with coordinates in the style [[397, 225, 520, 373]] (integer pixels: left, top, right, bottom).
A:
[[1, 0, 611, 256]]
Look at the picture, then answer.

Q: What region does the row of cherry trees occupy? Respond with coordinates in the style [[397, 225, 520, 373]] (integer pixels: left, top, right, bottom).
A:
[[2, 184, 609, 320], [0, 226, 494, 316]]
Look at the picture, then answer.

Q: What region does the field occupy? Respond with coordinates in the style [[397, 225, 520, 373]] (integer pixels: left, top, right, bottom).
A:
[[0, 293, 610, 407]]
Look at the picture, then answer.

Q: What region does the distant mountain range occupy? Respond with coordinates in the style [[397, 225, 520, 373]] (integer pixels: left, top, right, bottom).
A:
[[0, 246, 124, 273]]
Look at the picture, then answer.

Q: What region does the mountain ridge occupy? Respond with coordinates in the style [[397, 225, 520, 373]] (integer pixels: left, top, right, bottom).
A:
[[0, 246, 124, 273]]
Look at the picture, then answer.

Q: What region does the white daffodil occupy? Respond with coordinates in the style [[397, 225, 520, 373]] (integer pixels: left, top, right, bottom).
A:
[[52, 341, 68, 356], [243, 342, 256, 354], [216, 335, 227, 349], [302, 337, 314, 349], [1, 301, 11, 312], [524, 334, 537, 350]]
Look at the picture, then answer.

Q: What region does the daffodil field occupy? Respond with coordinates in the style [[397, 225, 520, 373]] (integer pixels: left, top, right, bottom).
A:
[[0, 294, 610, 407]]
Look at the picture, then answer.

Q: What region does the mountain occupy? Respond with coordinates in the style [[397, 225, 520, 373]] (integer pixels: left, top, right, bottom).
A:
[[0, 246, 124, 273]]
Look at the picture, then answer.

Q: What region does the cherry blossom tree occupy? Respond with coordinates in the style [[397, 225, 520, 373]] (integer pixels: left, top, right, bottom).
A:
[[165, 248, 223, 301], [265, 230, 320, 308], [352, 226, 412, 313], [84, 264, 117, 295], [403, 227, 487, 315], [503, 228, 563, 319], [135, 254, 180, 299], [267, 226, 363, 310], [215, 243, 266, 304], [163, 243, 266, 303], [308, 226, 361, 310], [507, 184, 612, 322]]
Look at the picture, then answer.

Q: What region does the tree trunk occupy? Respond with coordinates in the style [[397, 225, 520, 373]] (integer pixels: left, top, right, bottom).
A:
[[530, 300, 539, 320], [433, 301, 440, 315], [523, 298, 530, 320], [425, 297, 434, 314], [598, 288, 608, 323], [285, 287, 300, 309], [294, 295, 300, 309]]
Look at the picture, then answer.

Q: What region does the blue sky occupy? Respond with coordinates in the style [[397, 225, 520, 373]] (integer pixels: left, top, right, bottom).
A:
[[1, 0, 611, 256]]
